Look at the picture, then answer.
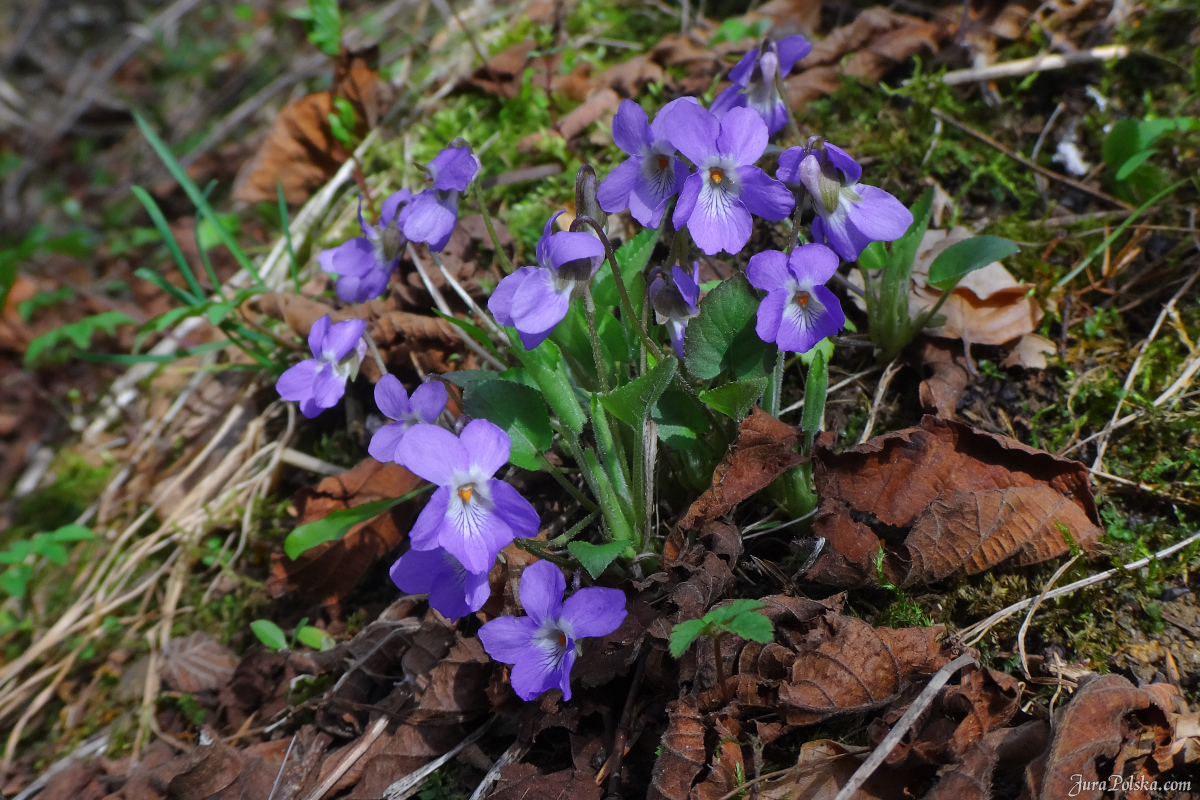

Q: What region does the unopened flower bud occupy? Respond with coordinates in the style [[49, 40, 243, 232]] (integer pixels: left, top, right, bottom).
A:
[[575, 165, 607, 232]]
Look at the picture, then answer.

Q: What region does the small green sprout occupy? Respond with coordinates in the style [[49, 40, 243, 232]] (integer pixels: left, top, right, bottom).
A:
[[670, 600, 774, 702]]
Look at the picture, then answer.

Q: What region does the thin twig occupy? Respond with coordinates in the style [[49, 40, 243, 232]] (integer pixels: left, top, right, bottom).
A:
[[1018, 554, 1079, 678], [930, 109, 1132, 211], [859, 358, 901, 443], [601, 653, 646, 796], [941, 45, 1129, 85], [383, 718, 494, 799], [406, 242, 507, 371], [300, 716, 390, 800], [469, 738, 531, 800], [832, 653, 977, 800]]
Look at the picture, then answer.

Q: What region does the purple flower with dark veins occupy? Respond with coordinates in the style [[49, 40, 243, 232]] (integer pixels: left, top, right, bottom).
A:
[[275, 315, 367, 418], [711, 36, 812, 135], [747, 243, 845, 354], [478, 560, 626, 702], [665, 104, 794, 256], [596, 98, 694, 228], [487, 211, 605, 349], [368, 375, 448, 464], [648, 263, 700, 359], [317, 190, 412, 303], [395, 419, 540, 574], [401, 145, 481, 252], [390, 546, 490, 621], [777, 142, 912, 261]]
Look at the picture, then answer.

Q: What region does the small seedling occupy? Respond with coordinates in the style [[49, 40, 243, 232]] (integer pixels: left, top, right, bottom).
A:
[[670, 600, 774, 701]]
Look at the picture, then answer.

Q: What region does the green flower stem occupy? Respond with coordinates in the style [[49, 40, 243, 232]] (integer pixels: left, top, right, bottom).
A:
[[513, 537, 575, 568], [574, 215, 665, 363], [538, 451, 599, 513], [582, 285, 610, 394], [765, 351, 784, 417], [512, 344, 587, 434], [589, 394, 635, 526], [546, 511, 598, 547], [582, 447, 638, 546], [471, 181, 516, 274]]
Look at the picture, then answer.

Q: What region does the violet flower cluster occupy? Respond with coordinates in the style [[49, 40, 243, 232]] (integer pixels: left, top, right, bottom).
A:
[[403, 145, 481, 252], [711, 35, 812, 135], [318, 190, 411, 303], [275, 315, 366, 418]]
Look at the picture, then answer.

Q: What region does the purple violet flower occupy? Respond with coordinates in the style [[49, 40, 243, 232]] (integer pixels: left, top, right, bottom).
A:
[[368, 375, 449, 463], [777, 142, 912, 261], [711, 36, 812, 135], [401, 145, 482, 252], [390, 546, 490, 621], [276, 315, 367, 418], [487, 211, 606, 349], [648, 263, 701, 359], [478, 560, 627, 702], [317, 190, 412, 303], [395, 419, 540, 574], [747, 243, 845, 354], [596, 98, 694, 228], [665, 104, 794, 256]]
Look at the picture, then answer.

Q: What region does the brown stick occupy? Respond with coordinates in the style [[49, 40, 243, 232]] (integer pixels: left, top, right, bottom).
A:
[[930, 109, 1133, 211], [603, 654, 647, 798]]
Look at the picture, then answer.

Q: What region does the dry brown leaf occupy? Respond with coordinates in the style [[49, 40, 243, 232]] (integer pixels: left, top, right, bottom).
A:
[[750, 0, 824, 38], [1002, 333, 1057, 369], [918, 337, 972, 418], [161, 632, 237, 694], [466, 41, 543, 98], [808, 416, 1102, 588], [267, 458, 422, 605], [595, 55, 665, 98], [679, 407, 802, 530], [757, 739, 901, 800], [648, 696, 708, 800], [233, 49, 388, 204], [518, 88, 621, 152], [922, 721, 1051, 800]]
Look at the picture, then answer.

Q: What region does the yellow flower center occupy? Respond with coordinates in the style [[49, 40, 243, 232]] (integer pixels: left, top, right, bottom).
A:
[[709, 168, 724, 184], [795, 291, 810, 307], [557, 631, 567, 647], [657, 155, 670, 171], [458, 485, 474, 503]]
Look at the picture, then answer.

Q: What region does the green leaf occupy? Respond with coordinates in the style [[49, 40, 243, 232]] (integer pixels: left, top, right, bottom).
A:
[[47, 525, 94, 543], [197, 212, 241, 254], [30, 537, 68, 565], [295, 625, 336, 651], [651, 388, 710, 450], [684, 273, 776, 381], [857, 240, 887, 272], [305, 0, 342, 56], [283, 486, 431, 560], [24, 311, 134, 367], [18, 287, 75, 322], [131, 185, 203, 299], [440, 370, 501, 387], [1115, 150, 1156, 181], [668, 618, 708, 658], [0, 565, 32, 599], [886, 187, 934, 277], [511, 338, 587, 434], [724, 609, 774, 643], [134, 267, 199, 307], [594, 228, 657, 310], [250, 619, 288, 651], [801, 349, 828, 449], [463, 380, 554, 471], [699, 376, 768, 419], [600, 356, 677, 428], [708, 18, 748, 45], [568, 540, 628, 579], [798, 336, 833, 367], [704, 599, 766, 625], [1103, 118, 1141, 169], [0, 542, 32, 563], [927, 235, 1020, 290], [435, 310, 503, 360]]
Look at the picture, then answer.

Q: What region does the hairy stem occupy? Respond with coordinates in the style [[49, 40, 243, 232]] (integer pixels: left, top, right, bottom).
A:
[[471, 181, 515, 274]]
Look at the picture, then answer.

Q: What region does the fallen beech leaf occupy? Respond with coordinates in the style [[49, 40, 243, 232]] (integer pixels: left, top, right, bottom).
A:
[[161, 632, 237, 693], [918, 337, 971, 418], [233, 48, 389, 204], [757, 739, 899, 800], [649, 33, 720, 66], [594, 55, 664, 97], [750, 0, 824, 38], [1041, 674, 1175, 800], [466, 42, 542, 98], [648, 696, 707, 800], [518, 88, 621, 152], [679, 407, 802, 530], [268, 459, 422, 605], [808, 416, 1102, 588], [217, 648, 291, 732], [922, 721, 1050, 800], [1002, 333, 1057, 369]]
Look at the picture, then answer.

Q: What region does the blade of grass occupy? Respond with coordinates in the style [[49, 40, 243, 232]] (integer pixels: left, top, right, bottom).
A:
[[194, 179, 227, 300], [133, 267, 200, 307], [130, 186, 204, 302], [77, 339, 231, 364]]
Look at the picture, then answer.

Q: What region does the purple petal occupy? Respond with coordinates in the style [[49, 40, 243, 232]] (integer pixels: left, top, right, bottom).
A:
[[813, 211, 862, 262], [317, 237, 376, 278], [308, 315, 330, 358], [321, 318, 366, 362], [510, 268, 571, 349], [396, 424, 469, 485], [628, 183, 668, 229], [408, 486, 450, 550], [479, 615, 540, 665], [374, 373, 412, 419], [401, 190, 457, 249], [510, 647, 567, 702], [650, 96, 699, 141], [557, 648, 577, 700], [797, 152, 826, 212], [776, 146, 804, 184], [335, 268, 390, 303], [597, 157, 640, 214], [427, 554, 490, 620], [736, 166, 794, 221], [546, 231, 604, 275], [788, 243, 841, 286], [709, 84, 747, 119], [672, 264, 700, 309], [299, 397, 324, 419], [664, 102, 720, 166], [310, 363, 347, 410], [746, 250, 789, 291], [428, 146, 480, 192], [824, 143, 862, 185], [460, 418, 511, 477], [520, 560, 565, 626], [562, 587, 627, 639], [441, 504, 511, 574], [410, 382, 448, 423], [776, 35, 812, 75], [368, 421, 408, 463], [380, 189, 412, 224], [672, 173, 702, 231], [755, 289, 788, 345], [536, 211, 566, 269], [490, 479, 541, 540], [846, 186, 914, 242], [727, 49, 759, 87], [276, 359, 318, 403], [390, 546, 443, 594], [611, 100, 653, 156], [668, 319, 686, 359], [488, 267, 536, 328], [775, 284, 844, 353], [758, 100, 790, 137], [688, 186, 752, 256], [716, 107, 768, 166]]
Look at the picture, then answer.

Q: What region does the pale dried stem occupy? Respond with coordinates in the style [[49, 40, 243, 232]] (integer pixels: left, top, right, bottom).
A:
[[1017, 554, 1079, 679], [859, 358, 901, 444]]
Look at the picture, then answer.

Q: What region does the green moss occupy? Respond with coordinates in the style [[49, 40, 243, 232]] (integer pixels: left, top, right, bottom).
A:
[[10, 453, 111, 541]]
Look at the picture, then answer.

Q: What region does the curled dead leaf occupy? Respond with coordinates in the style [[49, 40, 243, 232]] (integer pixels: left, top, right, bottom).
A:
[[161, 632, 237, 694]]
